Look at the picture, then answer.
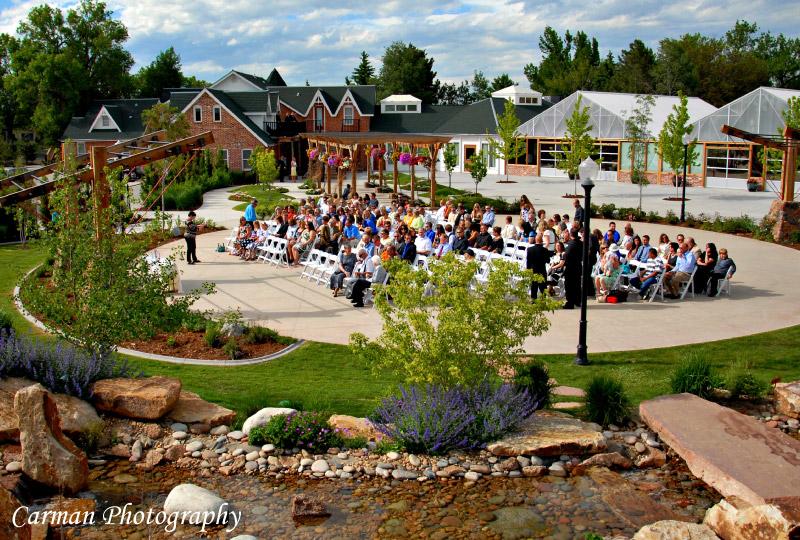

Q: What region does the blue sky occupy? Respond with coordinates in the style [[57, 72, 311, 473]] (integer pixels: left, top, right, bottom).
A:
[[0, 0, 797, 86]]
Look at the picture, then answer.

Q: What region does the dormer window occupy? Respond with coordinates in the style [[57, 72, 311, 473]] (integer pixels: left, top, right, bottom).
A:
[[380, 94, 422, 114]]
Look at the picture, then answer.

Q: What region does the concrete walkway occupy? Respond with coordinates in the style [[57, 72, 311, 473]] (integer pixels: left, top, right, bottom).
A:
[[162, 218, 800, 354]]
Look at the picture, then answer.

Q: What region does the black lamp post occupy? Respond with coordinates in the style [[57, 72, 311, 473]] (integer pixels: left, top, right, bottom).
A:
[[680, 133, 692, 223], [575, 157, 598, 366]]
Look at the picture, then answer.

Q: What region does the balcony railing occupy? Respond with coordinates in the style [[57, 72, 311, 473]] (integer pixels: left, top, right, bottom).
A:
[[264, 120, 305, 137], [342, 119, 360, 132], [301, 118, 361, 133]]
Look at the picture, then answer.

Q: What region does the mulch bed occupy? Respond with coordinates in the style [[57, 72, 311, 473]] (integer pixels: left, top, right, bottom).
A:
[[121, 330, 288, 360]]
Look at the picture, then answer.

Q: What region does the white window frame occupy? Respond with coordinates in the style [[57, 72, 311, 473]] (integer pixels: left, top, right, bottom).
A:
[[76, 142, 87, 155], [242, 149, 252, 171], [384, 104, 396, 112], [396, 104, 407, 112], [212, 106, 222, 122], [193, 106, 202, 123], [343, 105, 354, 126], [220, 149, 228, 167], [407, 104, 418, 112]]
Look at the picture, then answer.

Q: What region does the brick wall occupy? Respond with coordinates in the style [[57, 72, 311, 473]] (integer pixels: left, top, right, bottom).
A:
[[184, 93, 267, 171], [507, 164, 537, 177], [617, 171, 703, 187], [278, 103, 370, 132]]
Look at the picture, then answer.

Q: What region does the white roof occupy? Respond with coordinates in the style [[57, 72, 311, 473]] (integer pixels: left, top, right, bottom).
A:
[[381, 94, 422, 103], [762, 87, 800, 101], [491, 85, 542, 99]]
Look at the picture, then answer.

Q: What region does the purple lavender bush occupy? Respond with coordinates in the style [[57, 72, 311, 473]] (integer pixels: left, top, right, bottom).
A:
[[0, 329, 139, 399], [369, 379, 540, 454]]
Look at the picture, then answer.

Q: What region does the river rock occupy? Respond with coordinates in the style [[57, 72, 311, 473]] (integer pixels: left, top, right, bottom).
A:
[[635, 447, 667, 468], [163, 484, 231, 527], [311, 459, 329, 473], [241, 407, 296, 435], [91, 376, 181, 420], [15, 384, 88, 494], [487, 412, 606, 457], [704, 498, 800, 540], [167, 391, 236, 427], [632, 520, 719, 539], [775, 382, 800, 419], [488, 507, 548, 539], [137, 449, 164, 471], [291, 494, 330, 519], [1, 487, 32, 540], [327, 414, 385, 441], [164, 444, 185, 461], [573, 452, 634, 475], [230, 536, 258, 540]]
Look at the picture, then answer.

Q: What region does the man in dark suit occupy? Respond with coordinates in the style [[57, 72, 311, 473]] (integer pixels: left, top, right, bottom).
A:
[[526, 234, 549, 300], [573, 198, 585, 224], [452, 227, 469, 254], [563, 229, 584, 309], [397, 231, 417, 263]]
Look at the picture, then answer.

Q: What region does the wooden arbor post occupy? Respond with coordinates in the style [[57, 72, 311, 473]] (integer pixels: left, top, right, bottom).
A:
[[90, 145, 111, 241], [326, 144, 333, 195], [336, 143, 344, 198], [409, 144, 416, 202], [429, 143, 442, 205], [781, 125, 798, 202], [351, 144, 359, 191], [392, 142, 399, 196], [379, 146, 385, 187]]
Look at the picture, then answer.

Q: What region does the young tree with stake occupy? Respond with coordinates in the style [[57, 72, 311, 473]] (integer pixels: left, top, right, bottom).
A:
[[489, 100, 525, 183], [557, 94, 595, 196]]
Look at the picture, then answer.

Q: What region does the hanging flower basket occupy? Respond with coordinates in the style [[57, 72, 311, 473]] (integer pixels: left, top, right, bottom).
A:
[[371, 147, 385, 159], [340, 158, 351, 170], [327, 154, 343, 168], [307, 148, 319, 160], [318, 152, 328, 163], [398, 152, 413, 165]]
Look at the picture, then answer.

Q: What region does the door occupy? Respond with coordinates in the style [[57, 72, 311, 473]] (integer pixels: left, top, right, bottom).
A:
[[464, 145, 476, 171], [314, 106, 324, 131]]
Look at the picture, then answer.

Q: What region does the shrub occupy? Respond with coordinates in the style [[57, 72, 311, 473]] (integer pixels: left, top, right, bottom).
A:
[[512, 358, 554, 410], [727, 369, 769, 399], [374, 438, 405, 454], [670, 354, 722, 398], [585, 376, 630, 426], [203, 322, 223, 348], [73, 421, 106, 454], [243, 325, 280, 345], [223, 338, 242, 360], [0, 310, 13, 332], [369, 380, 540, 455], [0, 330, 139, 399], [166, 335, 177, 348], [249, 411, 337, 451], [338, 435, 368, 450]]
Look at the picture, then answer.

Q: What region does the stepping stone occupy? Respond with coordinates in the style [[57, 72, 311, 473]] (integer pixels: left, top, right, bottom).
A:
[[552, 402, 583, 410], [590, 468, 686, 529], [487, 411, 606, 457], [640, 393, 800, 507], [553, 385, 586, 398]]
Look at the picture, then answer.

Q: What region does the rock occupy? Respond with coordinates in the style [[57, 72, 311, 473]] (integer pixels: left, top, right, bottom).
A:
[[635, 448, 667, 468], [471, 464, 491, 474], [241, 407, 295, 435], [221, 321, 246, 337], [632, 520, 720, 539], [227, 430, 245, 440], [16, 384, 88, 495], [261, 444, 275, 453], [391, 468, 419, 480], [0, 378, 35, 441], [775, 382, 800, 419], [245, 451, 259, 462], [167, 391, 236, 427], [230, 536, 258, 540], [311, 459, 329, 473], [113, 473, 137, 484], [185, 440, 204, 453], [1, 487, 32, 540], [328, 414, 384, 441], [574, 452, 634, 474], [170, 422, 188, 432], [103, 443, 130, 459], [143, 424, 163, 439], [704, 498, 800, 540], [43, 496, 96, 526], [465, 471, 481, 481], [625, 435, 639, 445], [635, 442, 647, 453], [172, 431, 188, 440], [386, 451, 400, 461], [164, 445, 185, 461], [549, 462, 567, 477], [291, 494, 330, 520], [488, 507, 548, 539], [210, 425, 229, 436], [487, 412, 606, 457], [5, 461, 22, 473], [189, 423, 210, 434], [499, 457, 520, 471], [130, 439, 143, 462], [163, 484, 232, 527], [408, 454, 421, 467], [137, 449, 164, 471], [522, 465, 547, 477], [91, 377, 181, 420]]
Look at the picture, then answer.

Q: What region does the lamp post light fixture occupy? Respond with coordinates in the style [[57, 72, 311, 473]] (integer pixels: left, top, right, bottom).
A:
[[575, 157, 598, 366], [680, 133, 692, 223]]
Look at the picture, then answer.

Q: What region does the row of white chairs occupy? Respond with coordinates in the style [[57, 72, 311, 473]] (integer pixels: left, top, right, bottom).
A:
[[256, 236, 289, 267], [300, 249, 342, 285]]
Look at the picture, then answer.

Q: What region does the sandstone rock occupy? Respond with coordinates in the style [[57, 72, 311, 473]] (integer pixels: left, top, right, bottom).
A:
[[91, 377, 181, 420], [632, 520, 719, 539], [573, 452, 634, 475], [291, 494, 330, 520], [635, 447, 667, 469], [0, 378, 34, 441], [775, 382, 800, 419], [241, 407, 296, 435], [487, 412, 607, 457], [164, 445, 185, 461], [103, 443, 130, 459], [167, 391, 236, 427], [310, 459, 329, 473], [328, 414, 385, 441], [1, 487, 31, 540], [488, 507, 548, 539], [42, 497, 96, 527], [163, 484, 231, 527], [136, 449, 164, 471], [522, 465, 547, 477], [704, 498, 800, 540], [15, 384, 88, 495]]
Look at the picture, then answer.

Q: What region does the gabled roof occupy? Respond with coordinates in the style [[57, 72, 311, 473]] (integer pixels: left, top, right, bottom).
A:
[[173, 89, 273, 146], [62, 98, 159, 141], [265, 68, 286, 87], [277, 85, 376, 117]]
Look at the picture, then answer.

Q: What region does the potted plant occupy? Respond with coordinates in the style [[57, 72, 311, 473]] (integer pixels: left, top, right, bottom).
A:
[[746, 177, 761, 192]]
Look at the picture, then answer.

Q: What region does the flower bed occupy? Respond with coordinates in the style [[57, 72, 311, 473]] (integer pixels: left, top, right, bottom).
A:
[[120, 329, 290, 360]]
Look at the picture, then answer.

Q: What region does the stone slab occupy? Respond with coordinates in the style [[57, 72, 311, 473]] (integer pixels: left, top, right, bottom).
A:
[[775, 381, 800, 419], [640, 393, 800, 507], [552, 401, 583, 410], [590, 469, 688, 529], [553, 385, 586, 398], [166, 391, 236, 427], [487, 411, 606, 457]]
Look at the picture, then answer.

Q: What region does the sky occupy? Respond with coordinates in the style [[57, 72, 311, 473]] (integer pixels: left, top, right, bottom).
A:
[[0, 0, 798, 87]]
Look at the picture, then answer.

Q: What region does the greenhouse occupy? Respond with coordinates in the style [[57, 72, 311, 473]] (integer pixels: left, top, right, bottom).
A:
[[514, 91, 716, 183], [689, 87, 800, 191]]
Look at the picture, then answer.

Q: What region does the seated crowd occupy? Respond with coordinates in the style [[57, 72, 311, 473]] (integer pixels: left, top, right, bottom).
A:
[[226, 190, 737, 307]]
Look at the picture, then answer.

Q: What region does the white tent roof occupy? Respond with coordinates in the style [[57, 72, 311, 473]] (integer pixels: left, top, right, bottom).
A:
[[381, 94, 422, 103], [491, 85, 542, 100], [689, 87, 800, 142], [517, 90, 716, 139]]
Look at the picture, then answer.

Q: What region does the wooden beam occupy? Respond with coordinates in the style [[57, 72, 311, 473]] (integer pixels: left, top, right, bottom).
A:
[[91, 146, 110, 241], [782, 126, 797, 202], [428, 144, 438, 204], [721, 124, 786, 150], [392, 143, 399, 195], [410, 144, 416, 202], [351, 144, 358, 192]]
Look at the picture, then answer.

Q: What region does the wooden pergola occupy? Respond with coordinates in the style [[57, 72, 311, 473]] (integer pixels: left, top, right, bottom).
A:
[[303, 132, 452, 203]]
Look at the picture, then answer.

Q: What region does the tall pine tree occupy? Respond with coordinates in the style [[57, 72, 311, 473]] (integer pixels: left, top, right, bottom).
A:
[[349, 51, 375, 85]]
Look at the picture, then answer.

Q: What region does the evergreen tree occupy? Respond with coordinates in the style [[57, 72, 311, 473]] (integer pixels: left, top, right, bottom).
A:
[[350, 51, 375, 85], [135, 47, 183, 98], [471, 70, 491, 100], [610, 40, 656, 94], [657, 92, 698, 199], [557, 94, 595, 194], [378, 42, 438, 103], [490, 74, 515, 93]]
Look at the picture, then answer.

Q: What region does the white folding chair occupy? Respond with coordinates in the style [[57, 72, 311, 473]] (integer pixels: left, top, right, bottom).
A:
[[412, 254, 429, 272], [678, 267, 697, 299], [257, 237, 274, 262], [269, 238, 289, 267], [716, 274, 733, 296], [301, 250, 323, 281], [646, 270, 667, 303]]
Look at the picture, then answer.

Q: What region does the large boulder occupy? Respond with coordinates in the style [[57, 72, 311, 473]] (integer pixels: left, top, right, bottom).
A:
[[15, 384, 88, 495], [163, 484, 232, 528], [704, 497, 800, 540], [328, 414, 385, 441], [242, 407, 296, 435], [0, 487, 32, 540], [487, 412, 606, 457], [91, 377, 181, 420], [775, 382, 800, 419], [291, 495, 330, 520], [1, 378, 101, 441], [167, 391, 236, 427], [632, 520, 720, 539]]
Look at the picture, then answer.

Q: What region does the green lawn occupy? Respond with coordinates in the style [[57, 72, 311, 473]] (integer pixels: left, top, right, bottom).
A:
[[395, 173, 465, 198], [3, 243, 799, 418], [228, 184, 296, 215]]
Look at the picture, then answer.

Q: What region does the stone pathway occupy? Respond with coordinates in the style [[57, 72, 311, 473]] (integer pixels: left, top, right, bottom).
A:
[[640, 393, 800, 507]]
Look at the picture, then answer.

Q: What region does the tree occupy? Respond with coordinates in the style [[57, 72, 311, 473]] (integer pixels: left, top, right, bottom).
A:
[[250, 147, 279, 189], [443, 143, 458, 187], [471, 70, 491, 100], [488, 99, 525, 183], [490, 74, 515, 92], [135, 47, 183, 98], [657, 92, 698, 199], [557, 94, 595, 194], [349, 51, 375, 85], [469, 151, 487, 194], [610, 40, 656, 94], [378, 42, 438, 103], [141, 102, 189, 141], [181, 74, 208, 88], [652, 38, 698, 96], [624, 94, 655, 211], [436, 80, 473, 105], [523, 26, 572, 96], [349, 255, 559, 386]]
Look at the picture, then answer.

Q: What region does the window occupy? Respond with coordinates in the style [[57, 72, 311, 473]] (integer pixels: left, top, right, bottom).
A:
[[526, 139, 537, 165], [396, 104, 407, 112], [705, 146, 750, 180], [220, 149, 228, 167], [481, 142, 496, 168], [193, 106, 202, 123], [343, 106, 354, 126], [591, 142, 619, 172], [385, 104, 396, 112], [76, 142, 87, 155], [213, 106, 221, 122], [101, 115, 109, 127], [539, 141, 565, 169], [407, 104, 417, 112], [242, 149, 252, 171]]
